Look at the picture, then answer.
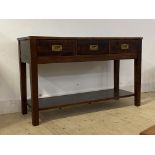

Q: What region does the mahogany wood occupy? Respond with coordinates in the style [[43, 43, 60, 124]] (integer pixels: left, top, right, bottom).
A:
[[18, 36, 142, 126], [27, 89, 134, 111], [18, 40, 27, 114], [114, 60, 120, 99]]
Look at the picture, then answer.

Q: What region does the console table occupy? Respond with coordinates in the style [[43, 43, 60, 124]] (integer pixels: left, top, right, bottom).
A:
[[18, 36, 142, 126]]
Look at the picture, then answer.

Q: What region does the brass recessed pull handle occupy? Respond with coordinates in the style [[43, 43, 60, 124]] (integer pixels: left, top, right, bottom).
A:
[[121, 44, 129, 50], [89, 45, 99, 51], [52, 45, 62, 52]]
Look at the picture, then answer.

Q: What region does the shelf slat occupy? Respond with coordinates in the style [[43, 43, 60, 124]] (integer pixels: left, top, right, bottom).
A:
[[28, 89, 134, 110]]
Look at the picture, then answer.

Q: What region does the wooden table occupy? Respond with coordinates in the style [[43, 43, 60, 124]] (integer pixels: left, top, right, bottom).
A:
[[18, 36, 142, 126]]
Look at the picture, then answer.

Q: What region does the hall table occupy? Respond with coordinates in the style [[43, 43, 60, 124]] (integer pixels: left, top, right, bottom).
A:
[[18, 36, 142, 126]]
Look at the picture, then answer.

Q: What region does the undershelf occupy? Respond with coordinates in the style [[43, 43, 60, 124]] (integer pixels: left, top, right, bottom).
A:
[[28, 89, 134, 111]]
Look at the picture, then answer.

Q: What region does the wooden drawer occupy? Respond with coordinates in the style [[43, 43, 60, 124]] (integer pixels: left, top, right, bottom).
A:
[[77, 39, 109, 55], [36, 39, 76, 56], [110, 39, 138, 54]]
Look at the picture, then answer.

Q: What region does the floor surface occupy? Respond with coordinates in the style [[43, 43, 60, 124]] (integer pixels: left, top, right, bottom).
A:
[[0, 92, 155, 135]]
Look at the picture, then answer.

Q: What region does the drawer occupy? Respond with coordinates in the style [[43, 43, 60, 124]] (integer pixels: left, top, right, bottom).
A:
[[110, 39, 138, 54], [36, 39, 76, 56], [77, 39, 109, 55]]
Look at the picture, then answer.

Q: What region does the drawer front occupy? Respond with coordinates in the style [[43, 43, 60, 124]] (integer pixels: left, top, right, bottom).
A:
[[36, 39, 76, 56], [77, 39, 109, 55], [110, 39, 138, 54]]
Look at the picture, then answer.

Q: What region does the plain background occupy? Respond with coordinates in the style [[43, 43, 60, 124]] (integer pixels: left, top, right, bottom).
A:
[[0, 19, 155, 114]]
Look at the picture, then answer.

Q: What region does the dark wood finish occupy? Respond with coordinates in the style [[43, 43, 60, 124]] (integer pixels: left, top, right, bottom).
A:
[[18, 36, 142, 126], [37, 53, 137, 64], [140, 125, 155, 135], [114, 60, 120, 99], [17, 36, 143, 41], [77, 39, 109, 55], [110, 39, 139, 54], [134, 39, 142, 106], [27, 89, 134, 111], [18, 41, 27, 114], [36, 39, 76, 56], [29, 39, 39, 126]]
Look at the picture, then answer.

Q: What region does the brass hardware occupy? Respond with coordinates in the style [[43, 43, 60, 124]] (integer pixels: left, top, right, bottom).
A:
[[121, 44, 129, 50], [89, 45, 99, 51], [52, 45, 62, 52]]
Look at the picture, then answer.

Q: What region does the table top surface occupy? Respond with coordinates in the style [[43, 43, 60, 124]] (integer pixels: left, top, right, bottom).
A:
[[17, 36, 143, 40]]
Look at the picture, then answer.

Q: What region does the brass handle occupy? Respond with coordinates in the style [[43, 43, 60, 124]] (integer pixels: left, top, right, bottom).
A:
[[89, 45, 99, 51], [121, 44, 129, 50], [52, 44, 62, 52]]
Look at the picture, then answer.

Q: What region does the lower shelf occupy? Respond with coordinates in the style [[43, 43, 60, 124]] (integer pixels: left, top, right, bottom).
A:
[[28, 89, 134, 111]]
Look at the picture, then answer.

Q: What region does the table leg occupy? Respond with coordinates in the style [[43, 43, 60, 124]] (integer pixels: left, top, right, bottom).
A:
[[114, 60, 120, 99], [19, 62, 27, 114], [134, 58, 141, 106], [29, 62, 39, 126]]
